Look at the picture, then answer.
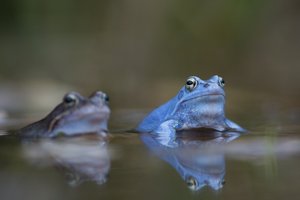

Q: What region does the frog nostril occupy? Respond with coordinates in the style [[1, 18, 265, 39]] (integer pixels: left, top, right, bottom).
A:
[[203, 83, 209, 88]]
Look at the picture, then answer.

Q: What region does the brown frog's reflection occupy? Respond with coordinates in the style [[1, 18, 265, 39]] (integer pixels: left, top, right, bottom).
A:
[[22, 136, 110, 186], [140, 131, 240, 191]]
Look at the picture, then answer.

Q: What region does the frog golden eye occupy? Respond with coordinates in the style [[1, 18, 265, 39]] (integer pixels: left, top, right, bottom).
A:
[[186, 176, 197, 190], [63, 93, 78, 106], [218, 77, 225, 87], [185, 77, 197, 91]]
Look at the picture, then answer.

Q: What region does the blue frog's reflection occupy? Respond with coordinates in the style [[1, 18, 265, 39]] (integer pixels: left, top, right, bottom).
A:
[[22, 136, 110, 186], [141, 130, 240, 190]]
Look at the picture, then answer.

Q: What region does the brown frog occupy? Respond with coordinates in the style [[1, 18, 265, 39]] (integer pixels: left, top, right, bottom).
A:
[[21, 91, 110, 138]]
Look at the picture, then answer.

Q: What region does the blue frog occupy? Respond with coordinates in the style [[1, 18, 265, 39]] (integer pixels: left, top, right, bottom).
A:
[[137, 75, 245, 135]]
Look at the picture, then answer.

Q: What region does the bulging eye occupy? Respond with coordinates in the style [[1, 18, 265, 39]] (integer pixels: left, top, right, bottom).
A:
[[218, 77, 225, 87], [63, 93, 78, 107], [102, 93, 109, 103], [186, 176, 198, 190], [221, 179, 226, 185], [89, 91, 110, 105], [103, 94, 109, 103], [185, 77, 198, 91]]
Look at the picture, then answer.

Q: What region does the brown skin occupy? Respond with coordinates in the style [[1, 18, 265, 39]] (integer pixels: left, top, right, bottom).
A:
[[20, 91, 110, 138]]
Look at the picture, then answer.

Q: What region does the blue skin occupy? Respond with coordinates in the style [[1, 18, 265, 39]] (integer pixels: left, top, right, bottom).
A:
[[140, 132, 240, 190], [137, 75, 245, 135], [21, 91, 110, 138]]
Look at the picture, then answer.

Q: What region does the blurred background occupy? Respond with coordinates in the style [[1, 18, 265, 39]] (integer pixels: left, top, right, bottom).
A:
[[0, 0, 299, 117], [0, 1, 300, 200]]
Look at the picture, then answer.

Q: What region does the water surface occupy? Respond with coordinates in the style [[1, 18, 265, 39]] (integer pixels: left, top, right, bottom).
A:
[[0, 105, 299, 200]]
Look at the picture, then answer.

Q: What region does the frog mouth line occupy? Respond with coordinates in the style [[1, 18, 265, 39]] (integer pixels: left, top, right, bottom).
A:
[[200, 93, 225, 98], [48, 111, 107, 132], [181, 93, 225, 104]]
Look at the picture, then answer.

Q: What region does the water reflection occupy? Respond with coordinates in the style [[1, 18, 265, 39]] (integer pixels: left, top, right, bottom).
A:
[[22, 136, 110, 186], [141, 131, 240, 190]]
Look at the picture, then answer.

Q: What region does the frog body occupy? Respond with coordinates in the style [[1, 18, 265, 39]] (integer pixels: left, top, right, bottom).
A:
[[137, 75, 245, 135], [21, 91, 110, 138]]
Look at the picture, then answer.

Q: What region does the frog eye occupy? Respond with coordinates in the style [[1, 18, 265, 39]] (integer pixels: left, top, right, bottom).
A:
[[221, 179, 226, 186], [103, 94, 109, 103], [63, 93, 78, 107], [218, 77, 225, 87], [186, 176, 198, 190], [100, 93, 109, 104], [185, 77, 198, 91]]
